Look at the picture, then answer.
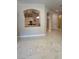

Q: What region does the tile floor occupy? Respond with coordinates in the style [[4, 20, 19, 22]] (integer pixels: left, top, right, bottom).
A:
[[17, 30, 62, 59]]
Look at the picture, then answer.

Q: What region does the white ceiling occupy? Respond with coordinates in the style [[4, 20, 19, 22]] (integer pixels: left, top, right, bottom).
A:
[[18, 0, 62, 11]]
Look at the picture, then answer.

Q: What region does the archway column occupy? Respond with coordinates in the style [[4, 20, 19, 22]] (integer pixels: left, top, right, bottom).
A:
[[52, 13, 58, 30]]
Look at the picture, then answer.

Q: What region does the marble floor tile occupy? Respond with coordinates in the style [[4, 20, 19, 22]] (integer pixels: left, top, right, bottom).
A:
[[17, 31, 62, 59]]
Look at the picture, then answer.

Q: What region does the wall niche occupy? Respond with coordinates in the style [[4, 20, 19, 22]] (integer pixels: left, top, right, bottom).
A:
[[24, 9, 40, 27]]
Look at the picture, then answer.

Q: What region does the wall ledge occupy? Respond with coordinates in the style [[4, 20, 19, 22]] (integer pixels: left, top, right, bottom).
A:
[[17, 34, 46, 38]]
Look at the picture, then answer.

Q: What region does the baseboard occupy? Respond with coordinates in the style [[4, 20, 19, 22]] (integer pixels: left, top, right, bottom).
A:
[[17, 34, 46, 38]]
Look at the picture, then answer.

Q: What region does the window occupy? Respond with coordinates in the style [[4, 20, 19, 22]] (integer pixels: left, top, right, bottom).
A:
[[24, 9, 40, 27]]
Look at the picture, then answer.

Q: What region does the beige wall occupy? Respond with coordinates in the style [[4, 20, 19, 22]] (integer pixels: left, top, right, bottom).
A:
[[17, 3, 47, 36]]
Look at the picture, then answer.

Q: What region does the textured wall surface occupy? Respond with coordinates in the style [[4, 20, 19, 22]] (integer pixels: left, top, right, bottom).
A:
[[17, 3, 47, 36]]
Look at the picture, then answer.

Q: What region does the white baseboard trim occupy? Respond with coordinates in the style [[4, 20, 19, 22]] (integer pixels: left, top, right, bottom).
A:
[[17, 34, 46, 38]]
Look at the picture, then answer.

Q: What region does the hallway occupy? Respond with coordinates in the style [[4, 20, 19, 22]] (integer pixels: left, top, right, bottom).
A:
[[17, 30, 62, 59]]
